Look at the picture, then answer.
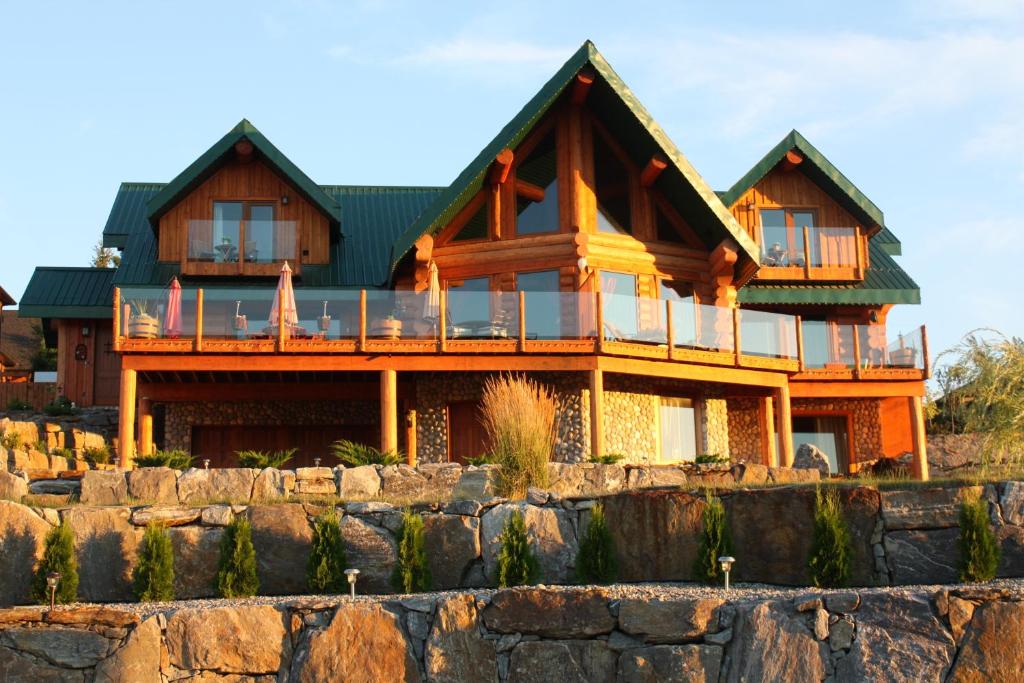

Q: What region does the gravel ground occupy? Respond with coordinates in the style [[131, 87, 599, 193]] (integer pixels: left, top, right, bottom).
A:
[[26, 578, 1024, 620]]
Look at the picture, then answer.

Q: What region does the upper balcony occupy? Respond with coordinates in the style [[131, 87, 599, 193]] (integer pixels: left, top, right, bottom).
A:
[[113, 286, 928, 382], [756, 225, 864, 281], [183, 218, 299, 277]]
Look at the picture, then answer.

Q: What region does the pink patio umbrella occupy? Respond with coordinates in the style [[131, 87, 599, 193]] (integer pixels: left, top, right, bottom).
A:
[[163, 277, 182, 338], [269, 261, 299, 333]]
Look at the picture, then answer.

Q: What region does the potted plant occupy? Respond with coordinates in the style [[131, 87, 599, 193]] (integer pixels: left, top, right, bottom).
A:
[[127, 300, 159, 339], [889, 347, 918, 367], [370, 314, 403, 340]]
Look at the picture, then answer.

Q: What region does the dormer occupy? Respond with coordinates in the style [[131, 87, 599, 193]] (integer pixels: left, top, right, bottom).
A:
[[720, 131, 885, 283], [145, 120, 341, 278]]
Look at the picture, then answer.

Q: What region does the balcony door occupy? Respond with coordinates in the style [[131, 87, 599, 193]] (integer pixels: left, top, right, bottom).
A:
[[759, 208, 815, 267]]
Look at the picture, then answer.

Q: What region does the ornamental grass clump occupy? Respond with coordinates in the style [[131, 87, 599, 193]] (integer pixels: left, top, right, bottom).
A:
[[307, 511, 347, 593], [133, 522, 175, 602], [575, 504, 618, 584], [32, 520, 78, 605], [216, 517, 259, 598], [496, 510, 540, 587], [693, 491, 733, 584], [808, 487, 852, 588], [391, 509, 431, 593], [480, 374, 557, 498], [958, 495, 1000, 582]]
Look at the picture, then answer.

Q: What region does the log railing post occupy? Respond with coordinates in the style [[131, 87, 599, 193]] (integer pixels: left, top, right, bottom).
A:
[[595, 292, 605, 353], [113, 287, 122, 351], [852, 324, 863, 379], [666, 299, 675, 361], [732, 307, 742, 366], [518, 290, 526, 353], [195, 289, 204, 352], [803, 225, 812, 278], [795, 315, 805, 371], [439, 289, 447, 352], [358, 289, 367, 352], [921, 325, 931, 378]]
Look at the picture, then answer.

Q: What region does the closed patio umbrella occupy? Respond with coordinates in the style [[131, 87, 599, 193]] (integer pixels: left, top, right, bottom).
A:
[[269, 261, 299, 332], [423, 261, 440, 324], [164, 276, 182, 338]]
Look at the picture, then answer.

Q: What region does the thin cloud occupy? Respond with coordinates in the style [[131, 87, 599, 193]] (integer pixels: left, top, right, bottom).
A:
[[397, 38, 570, 68], [325, 44, 353, 60]]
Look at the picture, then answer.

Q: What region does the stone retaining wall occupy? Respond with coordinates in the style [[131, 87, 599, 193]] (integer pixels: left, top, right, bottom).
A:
[[0, 584, 1020, 681]]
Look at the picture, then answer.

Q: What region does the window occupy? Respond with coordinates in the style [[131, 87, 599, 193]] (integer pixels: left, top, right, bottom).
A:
[[600, 271, 638, 338], [446, 277, 491, 326], [792, 415, 850, 474], [594, 132, 632, 235], [660, 397, 697, 462], [516, 269, 561, 339], [759, 208, 816, 266], [188, 201, 295, 266], [450, 202, 488, 243], [515, 130, 559, 235]]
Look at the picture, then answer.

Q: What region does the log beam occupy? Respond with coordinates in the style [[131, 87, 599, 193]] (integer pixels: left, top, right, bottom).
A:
[[489, 148, 514, 185], [381, 369, 398, 455], [515, 179, 546, 203], [138, 398, 153, 457], [571, 69, 595, 105], [760, 395, 778, 467], [782, 149, 804, 171], [640, 155, 669, 187], [589, 368, 604, 460], [118, 368, 137, 469], [776, 383, 794, 467]]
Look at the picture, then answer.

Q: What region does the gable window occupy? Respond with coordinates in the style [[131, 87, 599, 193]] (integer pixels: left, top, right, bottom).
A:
[[759, 208, 816, 267], [515, 129, 559, 235], [659, 397, 697, 462], [594, 131, 632, 235]]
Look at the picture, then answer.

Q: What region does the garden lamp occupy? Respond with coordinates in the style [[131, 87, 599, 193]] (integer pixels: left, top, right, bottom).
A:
[[46, 572, 60, 610], [314, 457, 321, 468], [203, 459, 210, 470], [345, 568, 360, 599], [718, 556, 735, 590]]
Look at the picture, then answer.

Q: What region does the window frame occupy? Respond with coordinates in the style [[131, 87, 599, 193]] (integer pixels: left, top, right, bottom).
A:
[[757, 206, 818, 264]]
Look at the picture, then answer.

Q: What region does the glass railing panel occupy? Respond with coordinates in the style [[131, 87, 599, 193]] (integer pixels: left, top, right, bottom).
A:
[[740, 309, 798, 359], [293, 289, 361, 340], [187, 220, 297, 264], [119, 286, 198, 339], [200, 288, 278, 339], [243, 221, 296, 263], [808, 227, 858, 268], [602, 293, 666, 344], [446, 290, 521, 340], [883, 326, 926, 369], [801, 321, 856, 369], [666, 299, 734, 353]]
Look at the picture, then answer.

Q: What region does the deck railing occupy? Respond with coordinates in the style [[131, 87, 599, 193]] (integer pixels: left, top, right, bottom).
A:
[[113, 286, 927, 378], [758, 226, 863, 280]]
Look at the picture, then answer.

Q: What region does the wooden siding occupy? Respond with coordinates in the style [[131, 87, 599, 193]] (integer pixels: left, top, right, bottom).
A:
[[0, 383, 57, 411], [55, 319, 120, 407], [879, 395, 914, 457], [157, 159, 330, 273]]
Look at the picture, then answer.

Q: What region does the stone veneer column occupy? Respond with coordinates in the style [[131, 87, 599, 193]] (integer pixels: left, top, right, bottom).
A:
[[700, 398, 730, 458]]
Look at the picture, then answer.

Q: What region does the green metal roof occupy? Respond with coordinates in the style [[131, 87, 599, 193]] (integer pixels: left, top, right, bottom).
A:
[[145, 119, 342, 228], [18, 267, 116, 319], [103, 182, 163, 249], [719, 130, 886, 231], [737, 239, 919, 306], [389, 40, 759, 278], [874, 226, 902, 256], [0, 286, 14, 307]]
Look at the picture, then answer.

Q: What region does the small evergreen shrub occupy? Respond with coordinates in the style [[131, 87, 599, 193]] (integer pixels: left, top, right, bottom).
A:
[[307, 511, 347, 593], [391, 509, 431, 593], [84, 445, 112, 466], [958, 496, 1000, 582], [1, 432, 22, 450], [695, 453, 729, 465], [480, 374, 557, 498], [693, 491, 733, 583], [215, 517, 259, 598], [331, 439, 403, 467], [134, 449, 194, 470], [33, 440, 48, 453], [575, 503, 618, 584], [588, 453, 626, 465], [132, 522, 175, 602], [32, 520, 79, 604], [496, 510, 540, 587], [5, 398, 32, 411], [808, 487, 852, 588], [50, 447, 73, 459], [43, 396, 79, 417], [237, 448, 297, 469]]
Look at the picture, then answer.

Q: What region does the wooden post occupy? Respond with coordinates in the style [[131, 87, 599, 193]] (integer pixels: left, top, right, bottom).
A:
[[380, 369, 398, 455], [439, 289, 448, 352], [854, 228, 864, 279], [117, 367, 137, 469], [113, 287, 121, 351], [921, 325, 931, 378], [589, 369, 604, 460], [405, 408, 417, 466], [795, 315, 805, 371], [195, 289, 204, 352], [852, 324, 863, 379], [909, 395, 930, 481], [277, 287, 287, 351], [358, 289, 367, 352], [803, 225, 812, 277], [123, 304, 131, 338], [518, 291, 526, 352], [732, 307, 742, 366], [776, 383, 794, 467], [595, 292, 605, 353], [666, 299, 675, 360], [138, 398, 153, 457], [760, 395, 778, 467]]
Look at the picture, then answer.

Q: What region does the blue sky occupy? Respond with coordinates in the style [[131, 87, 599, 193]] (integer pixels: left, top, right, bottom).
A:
[[1, 0, 1022, 360]]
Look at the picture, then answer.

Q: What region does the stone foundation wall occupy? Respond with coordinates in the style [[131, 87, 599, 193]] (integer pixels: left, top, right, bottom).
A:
[[726, 398, 761, 461], [0, 584, 1019, 681], [792, 397, 883, 463]]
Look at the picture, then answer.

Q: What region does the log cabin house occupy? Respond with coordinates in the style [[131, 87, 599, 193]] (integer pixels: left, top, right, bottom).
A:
[[19, 41, 930, 477]]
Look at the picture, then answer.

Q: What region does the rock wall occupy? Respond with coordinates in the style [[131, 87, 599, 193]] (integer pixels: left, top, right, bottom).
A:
[[0, 584, 1020, 682]]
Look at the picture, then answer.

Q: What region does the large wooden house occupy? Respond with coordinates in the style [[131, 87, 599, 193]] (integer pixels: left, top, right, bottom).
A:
[[19, 42, 929, 477]]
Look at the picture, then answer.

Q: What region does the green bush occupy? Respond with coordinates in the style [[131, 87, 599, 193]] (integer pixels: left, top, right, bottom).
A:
[[391, 510, 431, 593], [1, 432, 22, 450], [496, 510, 540, 587], [50, 447, 73, 459], [32, 520, 79, 604], [808, 487, 852, 588], [693, 491, 733, 583], [588, 453, 626, 465], [330, 439, 403, 467], [480, 374, 556, 498], [307, 511, 348, 593], [43, 396, 79, 417], [5, 398, 32, 411], [958, 496, 1000, 582], [466, 454, 495, 466], [84, 445, 112, 466], [133, 523, 175, 602], [236, 448, 297, 469], [695, 453, 729, 465], [134, 449, 194, 470], [575, 504, 618, 584], [215, 517, 259, 598]]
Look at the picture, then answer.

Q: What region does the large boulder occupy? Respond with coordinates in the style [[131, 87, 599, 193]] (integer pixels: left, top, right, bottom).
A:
[[252, 467, 294, 501], [425, 594, 496, 683], [63, 506, 141, 602], [0, 503, 50, 605], [129, 506, 200, 527], [617, 597, 724, 643], [422, 514, 480, 589], [617, 644, 723, 682], [0, 626, 114, 668], [452, 467, 498, 500], [726, 600, 827, 682], [793, 443, 830, 476], [247, 504, 312, 595], [507, 640, 617, 683], [340, 515, 397, 593], [480, 503, 577, 584], [483, 588, 614, 638], [126, 467, 178, 505], [337, 465, 381, 499], [289, 604, 420, 683], [948, 600, 1024, 682], [999, 481, 1024, 526], [165, 605, 290, 675], [881, 485, 983, 530], [169, 526, 223, 599], [626, 466, 688, 489], [884, 528, 960, 584], [726, 486, 878, 585], [79, 470, 128, 506], [93, 616, 162, 683], [177, 467, 257, 505], [547, 463, 626, 498], [603, 490, 704, 581], [0, 471, 28, 502], [834, 592, 955, 681], [414, 463, 463, 499]]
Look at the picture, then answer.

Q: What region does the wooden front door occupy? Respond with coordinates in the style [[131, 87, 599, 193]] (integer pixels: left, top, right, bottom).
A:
[[191, 424, 378, 468], [447, 401, 487, 464]]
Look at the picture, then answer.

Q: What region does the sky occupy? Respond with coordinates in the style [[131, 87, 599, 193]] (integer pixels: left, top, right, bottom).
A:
[[1, 0, 1022, 362]]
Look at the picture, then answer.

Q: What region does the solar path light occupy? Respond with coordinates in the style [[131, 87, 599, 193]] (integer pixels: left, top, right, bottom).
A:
[[46, 572, 60, 611], [345, 568, 360, 599], [718, 556, 736, 590]]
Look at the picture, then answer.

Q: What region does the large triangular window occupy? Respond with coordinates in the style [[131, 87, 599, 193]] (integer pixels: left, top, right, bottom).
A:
[[449, 202, 488, 243], [515, 129, 559, 235], [594, 131, 632, 235]]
